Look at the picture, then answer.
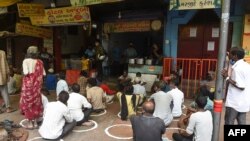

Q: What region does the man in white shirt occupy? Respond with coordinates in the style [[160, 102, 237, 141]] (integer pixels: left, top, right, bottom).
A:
[[222, 47, 250, 125], [133, 77, 146, 105], [68, 83, 93, 126], [150, 80, 173, 126], [173, 96, 213, 141], [56, 71, 69, 96], [167, 79, 184, 118], [39, 91, 76, 140]]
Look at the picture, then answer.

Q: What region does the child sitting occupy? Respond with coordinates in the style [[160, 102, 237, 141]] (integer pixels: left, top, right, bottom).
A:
[[131, 72, 146, 85], [7, 68, 17, 95], [77, 70, 89, 96]]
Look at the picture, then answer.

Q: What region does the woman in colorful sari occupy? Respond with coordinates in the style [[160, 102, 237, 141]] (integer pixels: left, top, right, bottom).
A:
[[20, 46, 46, 129]]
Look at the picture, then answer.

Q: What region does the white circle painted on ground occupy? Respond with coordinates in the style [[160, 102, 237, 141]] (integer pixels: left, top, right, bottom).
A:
[[117, 112, 121, 118], [107, 101, 114, 104], [182, 105, 187, 109], [90, 109, 107, 117], [73, 120, 98, 133], [19, 119, 28, 128], [28, 137, 64, 141], [105, 124, 132, 140]]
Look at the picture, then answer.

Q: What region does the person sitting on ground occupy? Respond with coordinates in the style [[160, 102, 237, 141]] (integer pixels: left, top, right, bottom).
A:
[[117, 84, 140, 120], [41, 87, 49, 109], [118, 70, 131, 90], [77, 70, 89, 96], [167, 79, 184, 118], [13, 68, 22, 93], [7, 68, 17, 95], [86, 78, 106, 113], [149, 80, 173, 126], [173, 96, 213, 141], [130, 100, 166, 141], [56, 71, 69, 97], [45, 68, 57, 90], [190, 85, 214, 112], [68, 83, 93, 126], [131, 72, 146, 85], [39, 91, 76, 140], [99, 79, 116, 103], [132, 77, 146, 105]]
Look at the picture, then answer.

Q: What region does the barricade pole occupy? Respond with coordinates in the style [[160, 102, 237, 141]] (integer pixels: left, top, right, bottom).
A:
[[212, 0, 231, 141]]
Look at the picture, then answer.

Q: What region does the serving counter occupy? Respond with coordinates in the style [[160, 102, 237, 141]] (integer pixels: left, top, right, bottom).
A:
[[128, 64, 163, 92]]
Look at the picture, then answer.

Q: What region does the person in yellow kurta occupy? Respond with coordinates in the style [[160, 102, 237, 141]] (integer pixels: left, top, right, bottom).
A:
[[81, 55, 89, 73], [117, 84, 140, 120]]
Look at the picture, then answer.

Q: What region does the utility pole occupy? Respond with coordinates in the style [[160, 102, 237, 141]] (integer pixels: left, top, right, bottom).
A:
[[212, 0, 231, 141]]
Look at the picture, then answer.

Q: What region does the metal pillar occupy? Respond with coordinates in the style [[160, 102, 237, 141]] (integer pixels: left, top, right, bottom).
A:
[[212, 0, 231, 141]]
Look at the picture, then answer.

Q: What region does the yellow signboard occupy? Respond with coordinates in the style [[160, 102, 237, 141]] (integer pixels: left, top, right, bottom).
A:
[[0, 0, 20, 7], [16, 23, 53, 39], [30, 6, 90, 26], [17, 3, 45, 17], [70, 0, 123, 6], [104, 21, 151, 33], [169, 0, 221, 10]]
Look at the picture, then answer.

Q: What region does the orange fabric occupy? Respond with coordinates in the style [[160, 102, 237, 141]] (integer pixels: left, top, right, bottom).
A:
[[66, 69, 81, 85]]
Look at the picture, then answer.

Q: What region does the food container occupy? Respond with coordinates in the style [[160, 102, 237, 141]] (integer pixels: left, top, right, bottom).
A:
[[129, 58, 135, 64], [145, 59, 152, 65], [136, 58, 144, 64]]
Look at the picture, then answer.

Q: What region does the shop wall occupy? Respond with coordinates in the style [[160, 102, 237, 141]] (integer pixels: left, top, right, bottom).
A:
[[163, 0, 245, 58], [60, 26, 86, 56]]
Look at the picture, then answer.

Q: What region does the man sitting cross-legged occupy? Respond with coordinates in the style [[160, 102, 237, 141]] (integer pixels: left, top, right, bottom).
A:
[[130, 100, 166, 141], [39, 91, 76, 140], [67, 83, 93, 126]]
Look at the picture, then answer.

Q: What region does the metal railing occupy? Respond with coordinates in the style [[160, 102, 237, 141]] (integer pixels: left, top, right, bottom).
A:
[[163, 58, 217, 98]]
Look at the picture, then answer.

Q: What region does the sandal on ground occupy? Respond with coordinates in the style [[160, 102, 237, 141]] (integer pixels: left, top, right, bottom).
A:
[[82, 121, 94, 126], [6, 107, 17, 113]]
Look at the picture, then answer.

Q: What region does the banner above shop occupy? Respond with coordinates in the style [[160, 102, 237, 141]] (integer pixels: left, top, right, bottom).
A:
[[104, 20, 151, 33], [70, 0, 123, 6], [169, 0, 221, 10], [30, 6, 90, 26], [0, 0, 20, 7], [17, 3, 45, 17], [15, 23, 53, 39]]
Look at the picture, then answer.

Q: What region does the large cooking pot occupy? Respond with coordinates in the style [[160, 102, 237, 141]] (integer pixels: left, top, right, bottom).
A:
[[145, 59, 152, 65], [136, 58, 144, 64], [129, 58, 135, 64]]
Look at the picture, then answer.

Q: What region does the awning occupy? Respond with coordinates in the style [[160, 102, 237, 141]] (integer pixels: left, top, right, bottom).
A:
[[0, 31, 18, 37], [0, 0, 20, 7]]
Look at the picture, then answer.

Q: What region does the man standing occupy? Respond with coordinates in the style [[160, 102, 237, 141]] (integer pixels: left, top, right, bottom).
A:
[[130, 100, 165, 141], [39, 47, 53, 73], [221, 47, 250, 125], [123, 42, 137, 70], [67, 83, 93, 126], [150, 80, 173, 126], [0, 50, 14, 113]]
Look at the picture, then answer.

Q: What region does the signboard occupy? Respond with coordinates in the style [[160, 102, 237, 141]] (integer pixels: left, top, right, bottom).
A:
[[0, 0, 20, 7], [0, 7, 7, 15], [30, 6, 90, 26], [104, 21, 151, 33], [169, 0, 221, 10], [17, 3, 45, 17], [16, 23, 53, 39], [70, 0, 123, 6]]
